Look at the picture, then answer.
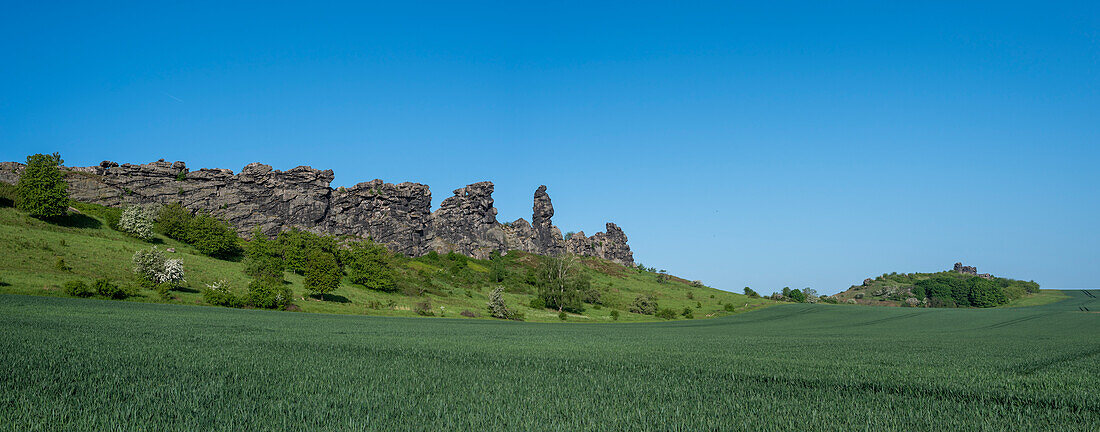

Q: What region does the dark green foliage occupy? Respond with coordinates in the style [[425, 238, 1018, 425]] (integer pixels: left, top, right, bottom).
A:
[[655, 308, 677, 320], [0, 182, 17, 207], [155, 202, 192, 241], [788, 289, 806, 303], [201, 282, 243, 307], [723, 303, 736, 312], [187, 213, 242, 258], [488, 251, 506, 283], [303, 250, 341, 300], [243, 229, 284, 283], [17, 153, 69, 218], [743, 287, 760, 298], [916, 276, 1009, 308], [344, 241, 396, 292], [63, 280, 94, 297], [609, 309, 620, 320], [247, 278, 292, 310], [630, 295, 658, 315], [681, 307, 694, 319], [54, 258, 70, 272], [277, 228, 337, 274], [93, 279, 130, 299], [528, 296, 546, 309], [532, 255, 586, 313], [558, 310, 567, 321]]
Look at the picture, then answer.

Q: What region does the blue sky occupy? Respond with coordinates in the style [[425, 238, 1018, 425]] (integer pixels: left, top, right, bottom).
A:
[[2, 1, 1097, 293]]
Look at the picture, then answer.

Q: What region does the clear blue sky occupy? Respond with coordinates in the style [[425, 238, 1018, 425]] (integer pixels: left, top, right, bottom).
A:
[[2, 1, 1097, 294]]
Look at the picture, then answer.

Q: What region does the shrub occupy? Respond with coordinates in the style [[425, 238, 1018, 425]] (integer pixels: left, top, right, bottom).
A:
[[345, 241, 396, 292], [132, 246, 167, 281], [929, 297, 957, 308], [243, 229, 284, 283], [655, 308, 677, 320], [610, 309, 620, 320], [0, 182, 17, 207], [415, 300, 435, 316], [118, 205, 157, 240], [681, 307, 694, 319], [277, 228, 338, 274], [743, 287, 759, 297], [304, 250, 341, 301], [723, 303, 736, 312], [630, 295, 658, 315], [788, 289, 806, 303], [202, 280, 243, 307], [247, 278, 292, 310], [55, 258, 71, 272], [187, 213, 242, 258], [460, 310, 478, 318], [487, 286, 519, 320], [528, 296, 547, 309], [155, 202, 192, 241], [686, 291, 694, 300], [17, 153, 69, 218], [558, 311, 567, 321], [94, 279, 130, 299], [63, 280, 95, 297]]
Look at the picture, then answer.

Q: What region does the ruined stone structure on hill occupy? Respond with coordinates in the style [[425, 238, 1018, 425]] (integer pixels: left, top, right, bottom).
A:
[[954, 262, 993, 279], [0, 159, 634, 265]]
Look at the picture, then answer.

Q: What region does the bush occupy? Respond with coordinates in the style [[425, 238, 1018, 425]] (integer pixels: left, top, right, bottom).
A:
[[248, 278, 292, 310], [460, 310, 479, 318], [119, 205, 157, 240], [304, 250, 341, 300], [610, 309, 620, 320], [202, 280, 243, 307], [94, 279, 130, 299], [681, 307, 694, 319], [55, 258, 71, 272], [788, 289, 806, 303], [187, 213, 242, 258], [929, 296, 957, 308], [415, 300, 435, 316], [132, 246, 167, 281], [17, 153, 69, 218], [243, 229, 285, 283], [723, 303, 736, 312], [528, 296, 547, 309], [63, 280, 95, 297], [277, 228, 338, 274], [743, 287, 760, 298], [487, 286, 520, 320], [155, 202, 192, 241], [0, 182, 17, 207], [655, 308, 677, 320], [558, 311, 567, 321], [345, 241, 396, 292], [629, 295, 658, 315]]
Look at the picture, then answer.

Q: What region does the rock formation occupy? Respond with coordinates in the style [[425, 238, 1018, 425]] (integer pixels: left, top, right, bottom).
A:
[[0, 159, 634, 265]]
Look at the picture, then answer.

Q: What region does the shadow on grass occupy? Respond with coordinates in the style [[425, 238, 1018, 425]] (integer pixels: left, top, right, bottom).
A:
[[174, 286, 200, 294], [309, 293, 351, 303], [45, 213, 102, 229]]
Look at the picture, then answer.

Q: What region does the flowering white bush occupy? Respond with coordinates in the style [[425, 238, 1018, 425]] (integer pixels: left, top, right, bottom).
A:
[[119, 205, 157, 240], [132, 246, 185, 288]]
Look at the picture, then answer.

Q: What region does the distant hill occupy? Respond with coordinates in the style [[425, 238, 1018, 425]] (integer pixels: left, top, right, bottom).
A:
[[833, 263, 1041, 308]]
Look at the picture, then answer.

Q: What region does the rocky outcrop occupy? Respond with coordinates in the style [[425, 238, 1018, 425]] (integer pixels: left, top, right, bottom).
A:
[[428, 182, 506, 259], [0, 159, 634, 265]]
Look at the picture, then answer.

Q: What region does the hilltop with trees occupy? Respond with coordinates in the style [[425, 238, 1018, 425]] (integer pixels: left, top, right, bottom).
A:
[[833, 264, 1040, 308]]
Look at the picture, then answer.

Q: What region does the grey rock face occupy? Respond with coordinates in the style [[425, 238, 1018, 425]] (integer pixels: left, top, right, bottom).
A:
[[428, 181, 506, 259], [0, 159, 634, 265]]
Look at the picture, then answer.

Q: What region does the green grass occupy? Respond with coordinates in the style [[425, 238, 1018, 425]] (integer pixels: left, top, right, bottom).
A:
[[0, 205, 772, 322], [1, 291, 1097, 431], [1005, 288, 1069, 307]]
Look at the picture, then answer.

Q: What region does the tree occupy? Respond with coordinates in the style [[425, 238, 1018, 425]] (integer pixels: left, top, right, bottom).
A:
[[345, 241, 396, 292], [243, 228, 284, 283], [304, 250, 341, 301], [156, 202, 193, 240], [743, 287, 760, 298], [487, 286, 516, 320], [802, 288, 819, 303], [277, 228, 338, 274], [534, 254, 585, 313], [488, 251, 506, 283], [187, 213, 242, 258], [788, 289, 806, 303], [17, 153, 68, 218], [119, 205, 157, 240]]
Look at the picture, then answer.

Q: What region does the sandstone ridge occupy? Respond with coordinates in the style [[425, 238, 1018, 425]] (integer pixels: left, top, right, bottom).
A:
[[0, 159, 634, 265]]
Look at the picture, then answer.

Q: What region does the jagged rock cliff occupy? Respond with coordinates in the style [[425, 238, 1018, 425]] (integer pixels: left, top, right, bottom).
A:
[[0, 159, 634, 265]]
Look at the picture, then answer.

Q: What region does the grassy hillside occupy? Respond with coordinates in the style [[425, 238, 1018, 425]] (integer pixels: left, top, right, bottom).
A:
[[2, 290, 1097, 430], [0, 204, 773, 322]]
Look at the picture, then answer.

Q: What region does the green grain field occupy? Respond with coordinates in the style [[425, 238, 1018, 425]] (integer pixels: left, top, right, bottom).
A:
[[1, 290, 1096, 431]]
